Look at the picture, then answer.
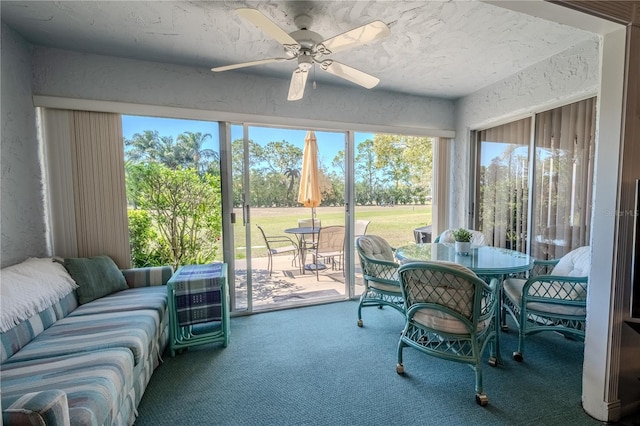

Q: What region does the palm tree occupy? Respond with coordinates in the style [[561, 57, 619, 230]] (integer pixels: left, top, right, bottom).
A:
[[176, 131, 218, 174], [124, 131, 182, 169], [284, 168, 300, 200], [125, 130, 163, 163]]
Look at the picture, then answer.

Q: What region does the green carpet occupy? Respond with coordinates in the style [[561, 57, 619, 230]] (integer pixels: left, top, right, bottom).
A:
[[135, 300, 604, 425]]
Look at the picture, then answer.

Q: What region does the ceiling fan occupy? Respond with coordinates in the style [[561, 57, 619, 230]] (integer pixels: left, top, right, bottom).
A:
[[211, 8, 390, 101]]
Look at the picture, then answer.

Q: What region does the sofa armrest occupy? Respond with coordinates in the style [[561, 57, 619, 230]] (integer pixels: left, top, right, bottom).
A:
[[121, 266, 174, 288], [3, 390, 70, 426]]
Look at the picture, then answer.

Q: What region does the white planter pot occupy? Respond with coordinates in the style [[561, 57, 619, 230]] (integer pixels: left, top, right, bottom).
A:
[[455, 241, 471, 255]]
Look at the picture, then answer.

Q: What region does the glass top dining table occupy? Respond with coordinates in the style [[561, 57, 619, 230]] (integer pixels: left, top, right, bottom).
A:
[[394, 243, 534, 277]]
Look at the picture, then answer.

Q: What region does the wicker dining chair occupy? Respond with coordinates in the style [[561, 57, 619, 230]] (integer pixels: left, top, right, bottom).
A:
[[501, 245, 590, 361], [396, 261, 500, 406], [355, 235, 404, 327]]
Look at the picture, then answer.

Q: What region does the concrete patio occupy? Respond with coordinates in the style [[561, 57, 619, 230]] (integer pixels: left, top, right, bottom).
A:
[[232, 251, 365, 311]]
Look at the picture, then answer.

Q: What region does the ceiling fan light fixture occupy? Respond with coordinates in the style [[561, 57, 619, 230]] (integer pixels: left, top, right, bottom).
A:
[[298, 53, 313, 71]]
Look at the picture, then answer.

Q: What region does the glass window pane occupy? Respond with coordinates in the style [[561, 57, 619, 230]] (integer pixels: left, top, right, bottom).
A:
[[477, 118, 531, 251], [531, 97, 596, 259]]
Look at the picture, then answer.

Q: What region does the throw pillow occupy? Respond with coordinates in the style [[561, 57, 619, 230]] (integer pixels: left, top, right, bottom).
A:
[[63, 256, 128, 304]]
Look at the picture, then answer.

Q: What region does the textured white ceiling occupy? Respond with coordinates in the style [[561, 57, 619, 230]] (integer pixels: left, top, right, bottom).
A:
[[0, 1, 597, 99]]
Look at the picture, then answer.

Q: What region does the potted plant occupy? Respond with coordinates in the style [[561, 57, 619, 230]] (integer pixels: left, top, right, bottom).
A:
[[453, 228, 472, 255]]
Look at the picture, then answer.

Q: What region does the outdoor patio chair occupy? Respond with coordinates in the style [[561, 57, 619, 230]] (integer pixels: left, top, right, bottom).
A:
[[297, 218, 321, 249], [308, 225, 345, 280], [434, 228, 488, 246], [256, 224, 299, 276], [354, 219, 371, 237], [355, 235, 404, 327], [396, 261, 500, 406], [501, 245, 590, 362]]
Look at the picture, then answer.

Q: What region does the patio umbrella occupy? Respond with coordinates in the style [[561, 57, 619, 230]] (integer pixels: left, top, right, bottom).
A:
[[298, 130, 322, 236]]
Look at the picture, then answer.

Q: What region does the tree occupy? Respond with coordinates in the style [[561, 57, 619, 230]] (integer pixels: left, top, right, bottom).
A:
[[260, 140, 303, 175], [373, 134, 433, 203], [284, 168, 300, 199], [125, 130, 164, 163], [125, 130, 220, 174], [332, 150, 345, 175], [127, 208, 172, 267], [127, 163, 222, 269], [354, 139, 378, 204], [176, 131, 219, 174]]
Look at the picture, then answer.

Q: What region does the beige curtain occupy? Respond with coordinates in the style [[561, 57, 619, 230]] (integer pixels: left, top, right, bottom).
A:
[[432, 137, 450, 237], [531, 97, 595, 259], [42, 109, 131, 268]]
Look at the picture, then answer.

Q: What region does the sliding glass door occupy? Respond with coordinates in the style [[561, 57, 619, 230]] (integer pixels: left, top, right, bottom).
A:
[[474, 97, 596, 258], [230, 125, 348, 312]]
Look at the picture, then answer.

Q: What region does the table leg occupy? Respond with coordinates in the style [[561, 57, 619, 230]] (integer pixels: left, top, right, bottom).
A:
[[296, 236, 306, 275]]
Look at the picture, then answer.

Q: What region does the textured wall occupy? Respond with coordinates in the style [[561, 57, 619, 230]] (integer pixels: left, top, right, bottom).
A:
[[451, 37, 601, 228], [30, 47, 456, 135], [1, 24, 48, 267], [2, 28, 457, 269]]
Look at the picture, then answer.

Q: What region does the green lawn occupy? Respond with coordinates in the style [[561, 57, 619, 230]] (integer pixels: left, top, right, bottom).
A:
[[230, 205, 432, 259]]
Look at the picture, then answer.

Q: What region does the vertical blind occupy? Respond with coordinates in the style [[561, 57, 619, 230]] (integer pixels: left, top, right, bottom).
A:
[[477, 118, 531, 251], [42, 109, 131, 268], [531, 97, 595, 259], [432, 137, 450, 237], [475, 97, 595, 259]]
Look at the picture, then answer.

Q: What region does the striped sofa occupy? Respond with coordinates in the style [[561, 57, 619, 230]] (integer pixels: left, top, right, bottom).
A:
[[1, 264, 173, 426]]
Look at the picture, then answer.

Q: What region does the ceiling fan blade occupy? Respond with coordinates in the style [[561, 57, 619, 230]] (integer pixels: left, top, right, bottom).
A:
[[321, 61, 380, 89], [211, 57, 290, 72], [236, 8, 299, 47], [287, 68, 309, 101], [320, 21, 390, 55]]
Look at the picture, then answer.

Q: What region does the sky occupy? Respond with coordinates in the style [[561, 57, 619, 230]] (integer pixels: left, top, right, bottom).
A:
[[122, 115, 373, 168]]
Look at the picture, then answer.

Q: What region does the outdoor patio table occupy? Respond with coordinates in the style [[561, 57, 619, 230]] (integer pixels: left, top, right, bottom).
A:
[[284, 227, 323, 274], [394, 243, 535, 361]]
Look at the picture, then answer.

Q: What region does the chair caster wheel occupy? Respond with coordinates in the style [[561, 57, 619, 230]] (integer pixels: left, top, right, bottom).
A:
[[488, 357, 498, 367], [501, 325, 509, 332], [378, 305, 383, 309], [357, 319, 363, 327], [513, 351, 523, 362], [475, 393, 489, 406], [396, 363, 404, 375]]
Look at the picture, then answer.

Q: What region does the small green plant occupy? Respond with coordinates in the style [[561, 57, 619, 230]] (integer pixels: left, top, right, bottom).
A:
[[452, 228, 472, 242]]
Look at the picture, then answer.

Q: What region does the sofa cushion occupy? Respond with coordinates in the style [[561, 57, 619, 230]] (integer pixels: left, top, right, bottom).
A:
[[68, 285, 167, 318], [1, 349, 135, 426], [4, 309, 160, 367], [121, 266, 174, 288], [63, 256, 128, 304]]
